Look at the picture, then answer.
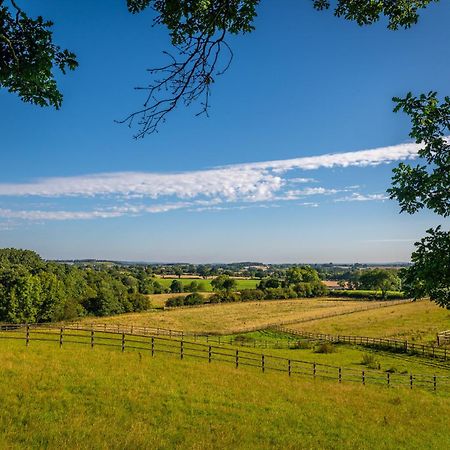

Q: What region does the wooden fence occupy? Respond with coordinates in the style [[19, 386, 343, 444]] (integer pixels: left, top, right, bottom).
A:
[[437, 330, 450, 346], [0, 325, 449, 393], [275, 326, 449, 361]]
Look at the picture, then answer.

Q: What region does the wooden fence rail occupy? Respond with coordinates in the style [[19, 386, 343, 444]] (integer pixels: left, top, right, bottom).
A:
[[437, 330, 450, 346], [1, 326, 449, 393], [274, 326, 449, 361]]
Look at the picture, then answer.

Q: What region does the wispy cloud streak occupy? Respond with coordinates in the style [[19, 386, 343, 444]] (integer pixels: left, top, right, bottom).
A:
[[0, 141, 419, 224]]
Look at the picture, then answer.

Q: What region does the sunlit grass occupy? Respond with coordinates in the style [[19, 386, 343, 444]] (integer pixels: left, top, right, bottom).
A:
[[290, 301, 450, 345], [78, 298, 395, 334], [0, 339, 449, 449]]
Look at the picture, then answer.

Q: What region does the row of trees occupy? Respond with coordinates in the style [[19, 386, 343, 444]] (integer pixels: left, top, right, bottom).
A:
[[337, 269, 402, 297], [0, 249, 150, 323]]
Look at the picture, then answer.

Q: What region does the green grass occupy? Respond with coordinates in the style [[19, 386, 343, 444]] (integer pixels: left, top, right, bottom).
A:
[[195, 330, 450, 377], [154, 277, 260, 292], [291, 301, 450, 345], [1, 338, 449, 449]]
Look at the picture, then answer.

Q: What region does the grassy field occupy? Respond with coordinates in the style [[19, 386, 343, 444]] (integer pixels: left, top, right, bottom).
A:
[[154, 277, 260, 292], [147, 292, 214, 308], [288, 301, 450, 345], [79, 298, 396, 334], [1, 338, 449, 449]]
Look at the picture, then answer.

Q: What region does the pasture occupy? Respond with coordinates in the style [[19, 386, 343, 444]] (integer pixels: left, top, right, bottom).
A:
[[154, 277, 260, 291], [289, 301, 450, 345], [79, 298, 400, 334], [0, 338, 449, 449]]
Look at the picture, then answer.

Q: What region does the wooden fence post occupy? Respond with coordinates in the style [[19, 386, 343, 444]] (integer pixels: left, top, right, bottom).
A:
[[433, 375, 437, 392], [59, 327, 64, 348], [122, 333, 125, 352], [362, 370, 365, 385], [410, 375, 413, 389], [387, 372, 390, 387], [208, 346, 212, 363], [180, 341, 184, 360], [261, 354, 265, 373], [288, 359, 291, 377], [338, 367, 342, 383], [26, 325, 30, 347], [235, 350, 239, 369], [313, 362, 316, 379], [151, 337, 155, 356], [91, 330, 94, 349]]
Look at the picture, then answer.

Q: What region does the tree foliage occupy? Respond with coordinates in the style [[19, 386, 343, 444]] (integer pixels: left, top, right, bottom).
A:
[[0, 249, 152, 323], [312, 0, 438, 30], [389, 92, 449, 217], [389, 92, 450, 307], [0, 0, 78, 108], [401, 227, 450, 308]]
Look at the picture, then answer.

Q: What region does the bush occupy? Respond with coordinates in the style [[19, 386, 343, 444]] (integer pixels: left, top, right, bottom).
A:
[[165, 296, 185, 307], [330, 290, 405, 300], [208, 292, 240, 303], [170, 279, 184, 293], [264, 288, 291, 300], [290, 340, 312, 350], [240, 289, 265, 301], [183, 292, 204, 306], [314, 342, 335, 354], [361, 353, 381, 369], [129, 293, 151, 312]]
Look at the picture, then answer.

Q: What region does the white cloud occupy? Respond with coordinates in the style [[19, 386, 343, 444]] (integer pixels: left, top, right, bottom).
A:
[[0, 141, 419, 200], [334, 193, 388, 202], [0, 141, 419, 223]]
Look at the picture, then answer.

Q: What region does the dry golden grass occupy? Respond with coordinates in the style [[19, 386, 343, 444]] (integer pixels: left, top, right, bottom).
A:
[[79, 298, 395, 334], [289, 301, 450, 344]]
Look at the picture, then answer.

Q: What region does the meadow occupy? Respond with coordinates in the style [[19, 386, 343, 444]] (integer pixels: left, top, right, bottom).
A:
[[79, 298, 399, 334], [1, 338, 449, 449], [154, 277, 260, 291], [289, 301, 450, 345]]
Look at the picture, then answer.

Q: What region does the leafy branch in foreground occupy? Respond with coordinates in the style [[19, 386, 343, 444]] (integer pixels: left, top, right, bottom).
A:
[[389, 92, 449, 217], [120, 0, 259, 138], [312, 0, 439, 30], [401, 227, 450, 308], [123, 0, 440, 137], [389, 92, 450, 308], [0, 0, 78, 108]]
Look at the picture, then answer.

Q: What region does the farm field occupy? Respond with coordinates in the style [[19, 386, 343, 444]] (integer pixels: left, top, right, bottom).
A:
[[79, 298, 400, 334], [154, 277, 260, 291], [0, 339, 449, 450], [147, 292, 214, 308], [288, 301, 450, 345]]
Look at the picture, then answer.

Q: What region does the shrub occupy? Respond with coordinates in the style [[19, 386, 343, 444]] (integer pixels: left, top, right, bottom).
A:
[[240, 289, 265, 301], [330, 290, 405, 300], [314, 342, 335, 354], [187, 280, 200, 292], [129, 293, 151, 312], [361, 353, 381, 369], [183, 292, 204, 306], [170, 279, 184, 293], [290, 340, 312, 350], [264, 288, 291, 300], [208, 292, 240, 303], [165, 296, 185, 307]]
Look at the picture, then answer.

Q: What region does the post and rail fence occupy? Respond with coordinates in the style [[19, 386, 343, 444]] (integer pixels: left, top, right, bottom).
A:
[[0, 324, 449, 393], [437, 330, 450, 346], [274, 326, 449, 361]]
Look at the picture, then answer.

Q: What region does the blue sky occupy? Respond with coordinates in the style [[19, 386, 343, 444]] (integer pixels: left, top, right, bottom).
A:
[[0, 0, 448, 263]]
